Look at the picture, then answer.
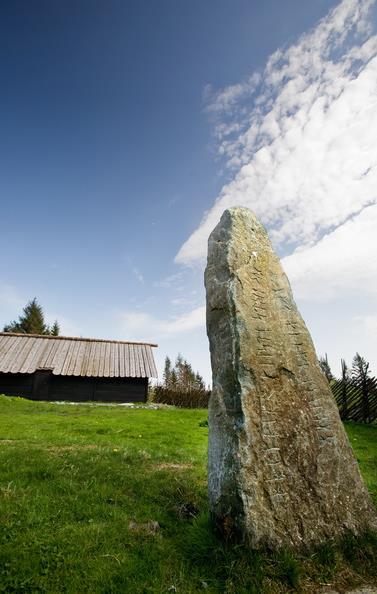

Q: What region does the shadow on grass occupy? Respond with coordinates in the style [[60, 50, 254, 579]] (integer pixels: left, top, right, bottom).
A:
[[180, 512, 377, 594]]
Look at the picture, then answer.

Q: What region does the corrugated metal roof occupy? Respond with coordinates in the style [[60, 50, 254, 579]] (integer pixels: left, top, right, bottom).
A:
[[0, 333, 158, 378]]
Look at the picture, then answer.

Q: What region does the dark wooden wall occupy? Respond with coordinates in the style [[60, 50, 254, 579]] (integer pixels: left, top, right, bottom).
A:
[[0, 373, 33, 398], [0, 372, 148, 403]]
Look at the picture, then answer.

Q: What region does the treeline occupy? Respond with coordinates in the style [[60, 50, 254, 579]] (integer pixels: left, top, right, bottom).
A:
[[162, 354, 206, 391], [151, 354, 210, 408], [319, 352, 373, 386], [320, 353, 376, 423]]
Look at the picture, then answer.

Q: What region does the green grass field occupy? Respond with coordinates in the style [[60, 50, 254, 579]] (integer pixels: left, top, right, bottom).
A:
[[0, 395, 376, 594]]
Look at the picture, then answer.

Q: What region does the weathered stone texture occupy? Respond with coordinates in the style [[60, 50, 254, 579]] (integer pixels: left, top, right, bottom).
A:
[[205, 207, 377, 549]]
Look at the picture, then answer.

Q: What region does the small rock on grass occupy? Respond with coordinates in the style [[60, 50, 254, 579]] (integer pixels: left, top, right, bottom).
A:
[[128, 520, 160, 534]]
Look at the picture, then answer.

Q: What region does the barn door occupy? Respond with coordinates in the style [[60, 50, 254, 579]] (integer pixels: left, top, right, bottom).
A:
[[32, 370, 52, 401]]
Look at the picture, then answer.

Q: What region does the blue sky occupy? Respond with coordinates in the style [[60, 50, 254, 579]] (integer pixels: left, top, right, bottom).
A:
[[1, 0, 376, 384]]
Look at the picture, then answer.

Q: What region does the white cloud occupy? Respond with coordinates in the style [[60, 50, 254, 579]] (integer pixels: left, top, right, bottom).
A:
[[176, 0, 377, 266], [132, 267, 145, 285], [125, 257, 145, 286], [206, 72, 261, 113], [299, 302, 377, 377], [282, 204, 377, 300], [119, 305, 206, 341], [153, 272, 185, 289], [353, 313, 377, 339], [171, 296, 198, 307]]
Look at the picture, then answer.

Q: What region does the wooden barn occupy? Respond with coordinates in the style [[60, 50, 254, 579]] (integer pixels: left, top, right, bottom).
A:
[[0, 332, 158, 403]]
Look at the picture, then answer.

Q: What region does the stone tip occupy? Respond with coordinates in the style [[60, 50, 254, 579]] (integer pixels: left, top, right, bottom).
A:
[[221, 206, 257, 219], [206, 206, 273, 276], [209, 207, 266, 244], [219, 207, 263, 229]]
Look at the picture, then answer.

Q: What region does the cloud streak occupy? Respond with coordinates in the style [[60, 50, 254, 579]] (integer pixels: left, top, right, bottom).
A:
[[282, 204, 377, 300], [119, 305, 206, 342], [176, 0, 377, 272]]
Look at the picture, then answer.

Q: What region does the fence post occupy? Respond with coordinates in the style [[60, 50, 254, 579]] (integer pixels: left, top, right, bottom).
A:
[[341, 379, 348, 421], [362, 377, 370, 423]]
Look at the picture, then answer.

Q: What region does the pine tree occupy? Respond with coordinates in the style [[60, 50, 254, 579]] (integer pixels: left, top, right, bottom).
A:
[[162, 354, 206, 392], [181, 360, 194, 389], [3, 298, 60, 336], [170, 368, 178, 388], [341, 358, 349, 382], [50, 320, 60, 336], [351, 353, 372, 423], [175, 353, 184, 380], [340, 358, 349, 420], [163, 356, 172, 387], [195, 371, 205, 390], [319, 354, 334, 383], [351, 353, 370, 382], [156, 353, 209, 407]]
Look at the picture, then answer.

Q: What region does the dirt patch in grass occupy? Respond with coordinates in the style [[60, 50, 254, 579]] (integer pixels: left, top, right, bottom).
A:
[[0, 441, 100, 453], [155, 462, 194, 470], [46, 444, 99, 453]]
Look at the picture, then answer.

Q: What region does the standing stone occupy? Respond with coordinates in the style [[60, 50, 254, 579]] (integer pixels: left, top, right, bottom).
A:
[[205, 207, 377, 549]]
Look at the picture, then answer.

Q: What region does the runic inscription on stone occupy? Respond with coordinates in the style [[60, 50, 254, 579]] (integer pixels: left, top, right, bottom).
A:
[[205, 206, 377, 549]]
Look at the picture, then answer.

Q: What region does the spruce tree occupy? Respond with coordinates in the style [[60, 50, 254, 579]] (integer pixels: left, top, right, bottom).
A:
[[170, 368, 178, 388], [3, 298, 60, 336], [340, 358, 349, 420], [195, 371, 205, 390], [341, 358, 349, 382], [351, 353, 372, 423], [351, 353, 371, 382], [319, 354, 334, 383], [50, 320, 60, 336], [163, 356, 172, 387], [162, 354, 206, 392]]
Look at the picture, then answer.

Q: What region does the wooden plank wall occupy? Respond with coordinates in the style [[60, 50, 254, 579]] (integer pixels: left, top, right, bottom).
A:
[[0, 372, 148, 403], [0, 373, 33, 398]]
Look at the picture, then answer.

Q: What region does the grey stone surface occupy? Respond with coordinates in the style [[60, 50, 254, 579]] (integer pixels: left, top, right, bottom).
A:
[[205, 207, 377, 549]]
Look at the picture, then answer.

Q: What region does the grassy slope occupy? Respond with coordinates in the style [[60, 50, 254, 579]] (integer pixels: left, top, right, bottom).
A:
[[0, 395, 376, 594], [344, 421, 377, 505]]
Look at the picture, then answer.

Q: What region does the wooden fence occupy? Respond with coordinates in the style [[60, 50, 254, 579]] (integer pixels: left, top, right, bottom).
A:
[[331, 376, 377, 423], [151, 385, 211, 408]]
